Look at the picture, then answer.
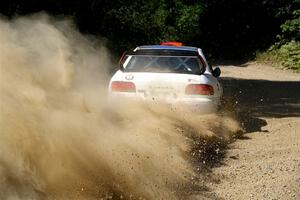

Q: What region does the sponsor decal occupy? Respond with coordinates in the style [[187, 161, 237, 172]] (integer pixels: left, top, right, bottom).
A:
[[125, 74, 134, 80]]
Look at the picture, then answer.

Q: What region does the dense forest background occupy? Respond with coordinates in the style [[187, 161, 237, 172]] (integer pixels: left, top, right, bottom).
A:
[[0, 0, 299, 67]]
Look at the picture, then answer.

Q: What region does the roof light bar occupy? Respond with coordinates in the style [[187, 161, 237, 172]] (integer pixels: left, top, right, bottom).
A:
[[160, 42, 183, 47]]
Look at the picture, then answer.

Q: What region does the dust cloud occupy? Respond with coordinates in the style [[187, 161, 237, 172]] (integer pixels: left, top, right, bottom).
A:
[[0, 14, 240, 200]]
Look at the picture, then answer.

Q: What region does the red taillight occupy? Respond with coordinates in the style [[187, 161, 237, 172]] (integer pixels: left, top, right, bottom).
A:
[[160, 42, 183, 46], [111, 81, 136, 92], [185, 84, 214, 95]]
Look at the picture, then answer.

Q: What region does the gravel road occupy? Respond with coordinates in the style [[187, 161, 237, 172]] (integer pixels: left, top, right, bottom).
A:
[[208, 62, 300, 200]]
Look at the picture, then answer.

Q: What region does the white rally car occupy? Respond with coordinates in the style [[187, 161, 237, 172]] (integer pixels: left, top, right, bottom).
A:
[[108, 42, 222, 113]]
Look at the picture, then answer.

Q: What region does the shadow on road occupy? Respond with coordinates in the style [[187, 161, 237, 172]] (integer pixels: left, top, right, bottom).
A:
[[190, 77, 300, 199], [191, 77, 300, 169], [220, 77, 300, 133]]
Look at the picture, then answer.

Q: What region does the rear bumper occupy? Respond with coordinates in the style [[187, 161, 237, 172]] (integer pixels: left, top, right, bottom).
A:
[[108, 93, 220, 114], [171, 98, 219, 113]]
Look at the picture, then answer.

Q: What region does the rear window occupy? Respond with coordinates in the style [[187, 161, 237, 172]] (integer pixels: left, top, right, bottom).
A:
[[123, 55, 204, 75]]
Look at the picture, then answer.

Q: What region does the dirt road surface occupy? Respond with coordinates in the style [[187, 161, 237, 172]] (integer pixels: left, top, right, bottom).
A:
[[207, 62, 300, 200]]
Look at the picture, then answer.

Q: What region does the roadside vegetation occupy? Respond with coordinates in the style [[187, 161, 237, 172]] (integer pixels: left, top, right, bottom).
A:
[[0, 0, 299, 69], [257, 8, 300, 72]]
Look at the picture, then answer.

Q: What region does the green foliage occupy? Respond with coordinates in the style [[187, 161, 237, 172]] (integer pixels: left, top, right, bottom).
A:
[[0, 0, 298, 60], [259, 41, 300, 72], [280, 10, 300, 42], [259, 6, 300, 72], [277, 41, 300, 71], [99, 0, 206, 52], [175, 3, 204, 41]]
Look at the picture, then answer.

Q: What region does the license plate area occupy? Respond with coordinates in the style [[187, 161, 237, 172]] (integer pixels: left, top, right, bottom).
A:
[[149, 86, 176, 98]]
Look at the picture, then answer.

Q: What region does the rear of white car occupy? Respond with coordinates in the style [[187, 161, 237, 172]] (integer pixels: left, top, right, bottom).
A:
[[108, 44, 222, 113]]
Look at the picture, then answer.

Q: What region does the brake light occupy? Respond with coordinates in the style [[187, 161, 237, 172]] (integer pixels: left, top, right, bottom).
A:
[[111, 81, 136, 92], [185, 84, 214, 95], [160, 42, 183, 47]]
